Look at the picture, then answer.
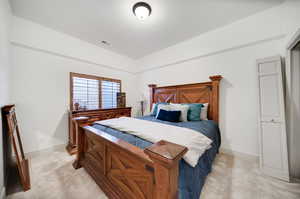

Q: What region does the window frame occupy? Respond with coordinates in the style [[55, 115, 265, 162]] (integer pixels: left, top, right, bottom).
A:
[[70, 72, 121, 111]]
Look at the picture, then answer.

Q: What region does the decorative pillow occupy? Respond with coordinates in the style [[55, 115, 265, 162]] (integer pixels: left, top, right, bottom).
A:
[[150, 103, 156, 115], [156, 109, 181, 122], [150, 102, 169, 116], [186, 103, 203, 121], [200, 103, 209, 120], [170, 103, 189, 122], [155, 104, 172, 117]]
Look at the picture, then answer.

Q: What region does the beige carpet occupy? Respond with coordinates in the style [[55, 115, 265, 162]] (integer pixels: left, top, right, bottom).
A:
[[7, 146, 300, 199]]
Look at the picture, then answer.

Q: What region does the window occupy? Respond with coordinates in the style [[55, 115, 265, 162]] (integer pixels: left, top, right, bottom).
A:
[[73, 77, 99, 110], [70, 73, 121, 111], [101, 80, 121, 109]]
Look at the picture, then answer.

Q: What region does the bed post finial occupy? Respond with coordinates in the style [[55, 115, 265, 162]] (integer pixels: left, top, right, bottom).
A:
[[209, 75, 222, 123], [148, 84, 157, 111], [209, 75, 222, 82]]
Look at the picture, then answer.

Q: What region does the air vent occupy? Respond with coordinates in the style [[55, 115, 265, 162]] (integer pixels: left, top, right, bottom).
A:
[[101, 40, 110, 46]]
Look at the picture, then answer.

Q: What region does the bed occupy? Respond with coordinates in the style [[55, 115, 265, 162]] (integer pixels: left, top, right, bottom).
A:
[[72, 75, 222, 199]]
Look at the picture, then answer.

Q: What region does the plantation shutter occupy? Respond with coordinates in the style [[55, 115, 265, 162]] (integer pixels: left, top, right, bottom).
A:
[[73, 77, 99, 110], [101, 80, 121, 109], [71, 73, 121, 110]]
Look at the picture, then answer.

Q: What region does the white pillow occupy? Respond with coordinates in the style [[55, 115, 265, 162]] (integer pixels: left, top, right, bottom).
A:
[[170, 103, 189, 122], [156, 104, 172, 117], [200, 103, 209, 120], [150, 103, 156, 115]]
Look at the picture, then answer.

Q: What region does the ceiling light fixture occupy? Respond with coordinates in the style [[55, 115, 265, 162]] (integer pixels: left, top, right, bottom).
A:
[[132, 2, 152, 20]]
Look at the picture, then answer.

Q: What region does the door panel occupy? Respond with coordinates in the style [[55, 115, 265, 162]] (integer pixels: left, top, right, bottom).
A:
[[261, 122, 282, 170], [258, 61, 277, 74], [259, 75, 281, 122]]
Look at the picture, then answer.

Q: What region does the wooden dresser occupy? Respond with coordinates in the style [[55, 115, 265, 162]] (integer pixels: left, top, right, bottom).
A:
[[66, 107, 132, 155]]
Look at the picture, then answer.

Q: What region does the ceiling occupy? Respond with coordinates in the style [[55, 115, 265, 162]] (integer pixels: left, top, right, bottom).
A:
[[10, 0, 284, 59]]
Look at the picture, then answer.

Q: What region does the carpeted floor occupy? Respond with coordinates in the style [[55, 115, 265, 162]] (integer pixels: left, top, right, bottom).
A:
[[6, 146, 300, 199]]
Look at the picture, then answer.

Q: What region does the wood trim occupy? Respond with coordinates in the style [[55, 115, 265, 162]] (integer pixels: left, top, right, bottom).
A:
[[70, 72, 122, 111], [148, 75, 222, 122], [69, 73, 74, 111], [148, 84, 157, 112], [70, 72, 121, 83], [210, 75, 222, 123]]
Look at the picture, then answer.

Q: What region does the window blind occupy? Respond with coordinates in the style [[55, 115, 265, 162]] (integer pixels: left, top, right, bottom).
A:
[[101, 80, 121, 109], [73, 77, 99, 110], [71, 73, 121, 110]]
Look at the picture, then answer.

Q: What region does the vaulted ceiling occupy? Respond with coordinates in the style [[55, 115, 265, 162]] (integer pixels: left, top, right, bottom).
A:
[[10, 0, 284, 59]]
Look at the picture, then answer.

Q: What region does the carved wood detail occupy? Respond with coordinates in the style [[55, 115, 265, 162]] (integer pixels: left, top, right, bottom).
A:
[[106, 148, 154, 199], [153, 89, 177, 104], [148, 75, 222, 122]]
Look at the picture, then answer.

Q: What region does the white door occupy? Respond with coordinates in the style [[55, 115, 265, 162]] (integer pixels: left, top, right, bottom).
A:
[[257, 56, 290, 181]]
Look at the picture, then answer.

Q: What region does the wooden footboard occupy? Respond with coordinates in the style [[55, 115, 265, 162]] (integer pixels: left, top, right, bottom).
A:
[[73, 117, 188, 199]]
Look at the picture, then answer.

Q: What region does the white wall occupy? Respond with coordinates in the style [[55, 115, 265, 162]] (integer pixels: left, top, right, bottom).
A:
[[10, 17, 139, 153], [136, 0, 300, 161], [0, 0, 12, 196]]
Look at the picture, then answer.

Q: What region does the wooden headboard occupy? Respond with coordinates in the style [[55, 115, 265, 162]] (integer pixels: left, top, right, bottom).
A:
[[148, 75, 222, 123]]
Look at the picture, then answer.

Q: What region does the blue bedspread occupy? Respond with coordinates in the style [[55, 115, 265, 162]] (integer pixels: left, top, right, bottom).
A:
[[92, 116, 221, 199]]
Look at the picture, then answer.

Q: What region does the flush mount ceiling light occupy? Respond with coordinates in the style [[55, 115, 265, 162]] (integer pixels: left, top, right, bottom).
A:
[[132, 2, 152, 20]]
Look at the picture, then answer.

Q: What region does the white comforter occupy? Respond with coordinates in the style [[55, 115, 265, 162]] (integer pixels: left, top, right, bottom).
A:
[[95, 117, 212, 167]]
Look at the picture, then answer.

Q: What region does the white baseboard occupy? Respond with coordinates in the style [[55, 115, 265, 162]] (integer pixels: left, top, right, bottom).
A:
[[219, 148, 259, 162], [0, 187, 5, 199]]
